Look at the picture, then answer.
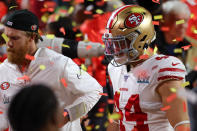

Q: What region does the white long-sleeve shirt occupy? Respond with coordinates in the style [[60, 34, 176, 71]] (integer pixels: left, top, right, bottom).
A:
[[0, 47, 102, 131]]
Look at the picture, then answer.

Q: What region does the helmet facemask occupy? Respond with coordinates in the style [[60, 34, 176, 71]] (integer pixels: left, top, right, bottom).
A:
[[103, 31, 140, 67]]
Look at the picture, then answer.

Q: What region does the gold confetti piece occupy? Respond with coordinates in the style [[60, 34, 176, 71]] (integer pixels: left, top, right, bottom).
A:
[[181, 81, 190, 87], [72, 21, 77, 27], [154, 15, 163, 20], [81, 64, 87, 71], [170, 88, 177, 93], [68, 6, 74, 14], [88, 0, 94, 1], [96, 9, 103, 14], [86, 126, 92, 130], [9, 6, 18, 10], [95, 125, 100, 130], [190, 13, 194, 19], [46, 34, 55, 39], [176, 19, 185, 25], [174, 48, 182, 53], [194, 30, 197, 34], [1, 33, 9, 43], [41, 15, 48, 23], [172, 39, 177, 42], [39, 65, 46, 70], [95, 113, 104, 117], [101, 45, 105, 48], [62, 44, 70, 48], [76, 33, 83, 37], [153, 46, 158, 55], [131, 7, 146, 13], [108, 113, 121, 120]]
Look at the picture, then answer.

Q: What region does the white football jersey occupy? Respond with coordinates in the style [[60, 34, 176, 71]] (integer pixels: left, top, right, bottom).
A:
[[108, 54, 186, 131]]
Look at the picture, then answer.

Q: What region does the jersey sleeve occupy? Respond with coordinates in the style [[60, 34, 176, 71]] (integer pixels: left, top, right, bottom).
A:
[[156, 56, 186, 84], [63, 58, 102, 121]]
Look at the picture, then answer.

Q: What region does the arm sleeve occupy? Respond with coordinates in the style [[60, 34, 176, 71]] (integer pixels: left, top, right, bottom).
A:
[[0, 94, 9, 130], [37, 36, 78, 58], [157, 56, 186, 84], [63, 58, 103, 121]]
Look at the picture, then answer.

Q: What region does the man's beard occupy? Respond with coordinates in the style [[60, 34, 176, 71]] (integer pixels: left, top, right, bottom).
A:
[[7, 44, 29, 65]]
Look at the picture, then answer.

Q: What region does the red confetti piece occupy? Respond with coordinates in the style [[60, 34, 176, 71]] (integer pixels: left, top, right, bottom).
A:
[[181, 45, 191, 51], [160, 105, 171, 111], [160, 26, 169, 32], [84, 10, 92, 15], [108, 99, 115, 104], [166, 93, 176, 103], [96, 1, 105, 6], [17, 75, 30, 81], [60, 27, 66, 35], [0, 111, 3, 114], [47, 46, 52, 49], [175, 37, 183, 41], [86, 45, 92, 50], [74, 0, 84, 4], [99, 93, 108, 96], [60, 78, 67, 88], [152, 21, 159, 25], [152, 0, 160, 4], [139, 54, 149, 59], [98, 108, 104, 112], [25, 54, 35, 60], [183, 102, 186, 112], [72, 27, 77, 32], [63, 111, 68, 117]]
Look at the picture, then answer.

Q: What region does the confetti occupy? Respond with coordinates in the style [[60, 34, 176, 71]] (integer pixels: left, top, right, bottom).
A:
[[75, 0, 84, 4], [60, 27, 66, 35], [81, 64, 87, 71], [176, 19, 185, 25], [98, 108, 104, 112], [46, 34, 55, 39], [39, 65, 46, 70], [95, 125, 100, 130], [170, 88, 177, 93], [153, 46, 158, 55], [181, 45, 191, 51], [47, 46, 52, 49], [139, 54, 149, 59], [9, 6, 18, 10], [181, 81, 190, 87], [62, 44, 70, 48], [166, 93, 176, 102], [0, 111, 3, 114], [96, 113, 104, 117], [1, 33, 9, 43], [17, 75, 30, 81], [99, 93, 108, 96], [41, 14, 48, 23], [108, 113, 121, 120], [86, 126, 92, 130], [63, 112, 68, 117], [25, 54, 35, 60], [160, 26, 169, 32], [174, 48, 182, 53], [183, 102, 186, 112], [68, 6, 74, 14], [160, 105, 171, 111], [96, 9, 104, 14], [190, 13, 194, 19], [84, 10, 92, 15], [60, 78, 67, 88], [86, 45, 92, 50], [152, 21, 159, 25], [76, 33, 83, 37], [154, 15, 163, 20], [152, 0, 160, 4], [108, 99, 115, 104]]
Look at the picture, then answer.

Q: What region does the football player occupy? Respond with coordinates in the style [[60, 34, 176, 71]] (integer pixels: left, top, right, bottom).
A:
[[103, 5, 190, 131]]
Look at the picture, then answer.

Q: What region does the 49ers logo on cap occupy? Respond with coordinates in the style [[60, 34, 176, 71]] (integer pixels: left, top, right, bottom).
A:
[[125, 13, 143, 28], [1, 82, 10, 90], [31, 25, 37, 31]]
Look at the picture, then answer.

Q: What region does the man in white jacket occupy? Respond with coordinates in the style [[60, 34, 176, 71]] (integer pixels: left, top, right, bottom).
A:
[[0, 9, 102, 131]]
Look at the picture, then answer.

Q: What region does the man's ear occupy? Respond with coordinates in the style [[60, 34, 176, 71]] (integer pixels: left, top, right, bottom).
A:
[[29, 34, 36, 42]]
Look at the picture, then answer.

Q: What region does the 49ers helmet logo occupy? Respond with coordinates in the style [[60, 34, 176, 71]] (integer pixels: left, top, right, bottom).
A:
[[125, 13, 143, 28], [1, 82, 10, 90], [31, 25, 37, 31]]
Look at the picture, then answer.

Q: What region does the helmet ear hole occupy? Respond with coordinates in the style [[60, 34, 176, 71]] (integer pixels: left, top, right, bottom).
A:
[[143, 43, 148, 49]]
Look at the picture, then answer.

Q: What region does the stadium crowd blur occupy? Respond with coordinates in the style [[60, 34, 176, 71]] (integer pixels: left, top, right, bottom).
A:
[[1, 0, 197, 130]]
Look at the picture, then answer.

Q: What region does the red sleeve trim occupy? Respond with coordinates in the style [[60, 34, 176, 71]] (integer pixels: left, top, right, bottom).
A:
[[159, 68, 185, 73], [158, 75, 184, 81]]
